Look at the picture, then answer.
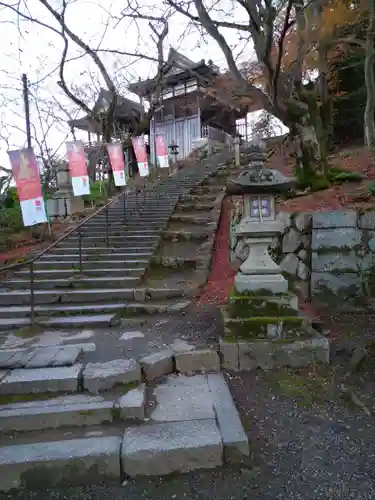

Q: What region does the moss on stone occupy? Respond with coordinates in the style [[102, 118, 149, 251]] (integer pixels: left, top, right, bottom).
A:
[[0, 392, 58, 405], [14, 324, 44, 338], [228, 295, 298, 318], [225, 316, 305, 340]]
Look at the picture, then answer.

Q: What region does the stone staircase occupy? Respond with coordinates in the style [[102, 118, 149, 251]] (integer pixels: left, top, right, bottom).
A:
[[0, 345, 249, 492], [0, 148, 251, 492], [0, 156, 228, 331]]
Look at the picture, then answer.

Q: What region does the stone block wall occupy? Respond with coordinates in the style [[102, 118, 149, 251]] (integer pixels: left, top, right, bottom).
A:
[[228, 197, 375, 303], [274, 212, 312, 299], [311, 210, 375, 300]]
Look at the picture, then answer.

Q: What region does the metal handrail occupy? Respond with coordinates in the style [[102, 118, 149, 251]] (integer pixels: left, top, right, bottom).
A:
[[0, 186, 135, 274]]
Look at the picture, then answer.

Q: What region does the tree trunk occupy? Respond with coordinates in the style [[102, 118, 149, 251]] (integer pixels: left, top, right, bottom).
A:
[[285, 94, 324, 188], [364, 0, 375, 149], [317, 42, 333, 160]]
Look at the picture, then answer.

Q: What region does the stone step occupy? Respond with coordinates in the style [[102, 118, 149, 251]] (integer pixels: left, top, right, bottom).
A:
[[0, 313, 118, 330], [0, 288, 135, 306], [61, 234, 160, 244], [33, 259, 149, 269], [84, 222, 165, 229], [0, 345, 83, 369], [0, 363, 83, 395], [0, 293, 187, 318], [38, 252, 152, 261], [122, 419, 223, 477], [12, 267, 146, 278], [2, 275, 142, 290], [41, 245, 156, 254], [0, 386, 145, 433], [70, 229, 161, 236], [0, 435, 122, 492]]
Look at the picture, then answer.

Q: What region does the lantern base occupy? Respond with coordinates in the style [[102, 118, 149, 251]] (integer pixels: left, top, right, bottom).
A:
[[234, 273, 288, 294]]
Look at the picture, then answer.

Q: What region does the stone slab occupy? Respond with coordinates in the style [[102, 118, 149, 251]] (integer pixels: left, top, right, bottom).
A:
[[359, 210, 375, 229], [235, 273, 288, 294], [140, 350, 173, 381], [0, 394, 114, 432], [219, 337, 239, 370], [83, 359, 141, 394], [121, 419, 223, 477], [0, 364, 83, 395], [150, 374, 215, 422], [175, 349, 220, 374], [0, 436, 121, 492], [0, 349, 36, 369], [312, 210, 357, 229], [23, 347, 60, 369], [311, 272, 360, 294], [50, 346, 83, 367], [311, 228, 361, 251], [311, 252, 359, 273], [207, 374, 250, 462], [237, 335, 329, 370], [118, 384, 145, 420]]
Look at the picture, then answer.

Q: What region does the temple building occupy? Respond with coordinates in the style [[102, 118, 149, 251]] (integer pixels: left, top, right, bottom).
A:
[[128, 48, 243, 163]]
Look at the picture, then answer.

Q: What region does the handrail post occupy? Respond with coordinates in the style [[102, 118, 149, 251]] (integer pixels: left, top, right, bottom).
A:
[[105, 205, 109, 248], [78, 227, 83, 273], [30, 261, 35, 325], [123, 191, 126, 224]]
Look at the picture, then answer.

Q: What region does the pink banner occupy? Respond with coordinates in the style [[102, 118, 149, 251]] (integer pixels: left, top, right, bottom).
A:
[[66, 141, 90, 196], [8, 148, 47, 226], [132, 136, 149, 177], [155, 134, 169, 169], [107, 143, 126, 186]]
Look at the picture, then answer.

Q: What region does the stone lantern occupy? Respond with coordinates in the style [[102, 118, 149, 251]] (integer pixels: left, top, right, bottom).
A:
[[47, 161, 85, 219], [220, 139, 329, 371], [168, 142, 179, 173], [227, 140, 294, 294]]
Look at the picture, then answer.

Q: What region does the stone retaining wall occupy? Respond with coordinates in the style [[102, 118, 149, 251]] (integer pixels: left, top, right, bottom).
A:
[[275, 211, 312, 300], [311, 209, 375, 301], [229, 201, 375, 304]]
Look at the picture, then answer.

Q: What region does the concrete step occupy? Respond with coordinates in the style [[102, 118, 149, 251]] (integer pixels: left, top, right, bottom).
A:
[[2, 275, 142, 290], [33, 259, 149, 269], [12, 267, 146, 278]]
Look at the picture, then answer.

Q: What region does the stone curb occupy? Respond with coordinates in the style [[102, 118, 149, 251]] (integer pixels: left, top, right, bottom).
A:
[[207, 374, 250, 462]]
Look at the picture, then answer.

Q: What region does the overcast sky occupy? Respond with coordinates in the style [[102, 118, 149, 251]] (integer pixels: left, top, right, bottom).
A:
[[0, 0, 286, 172]]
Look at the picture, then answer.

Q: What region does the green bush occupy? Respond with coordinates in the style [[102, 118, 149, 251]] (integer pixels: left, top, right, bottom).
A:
[[327, 166, 362, 184], [83, 180, 108, 205]]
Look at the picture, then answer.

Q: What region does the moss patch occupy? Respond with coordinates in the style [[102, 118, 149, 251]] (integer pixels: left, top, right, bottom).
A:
[[228, 295, 298, 318], [225, 316, 305, 340], [14, 324, 44, 338], [0, 392, 60, 405], [264, 367, 335, 407]]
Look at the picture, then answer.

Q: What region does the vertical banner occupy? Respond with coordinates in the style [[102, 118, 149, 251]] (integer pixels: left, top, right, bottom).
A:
[[107, 143, 126, 186], [132, 136, 149, 177], [66, 141, 90, 196], [8, 148, 47, 227], [155, 134, 169, 169]]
